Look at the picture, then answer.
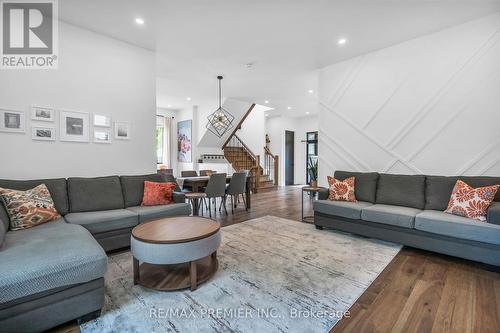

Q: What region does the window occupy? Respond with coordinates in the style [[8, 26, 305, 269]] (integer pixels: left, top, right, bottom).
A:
[[156, 116, 164, 164]]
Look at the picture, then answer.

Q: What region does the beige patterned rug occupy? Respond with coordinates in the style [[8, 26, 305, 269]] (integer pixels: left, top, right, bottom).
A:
[[81, 216, 401, 333]]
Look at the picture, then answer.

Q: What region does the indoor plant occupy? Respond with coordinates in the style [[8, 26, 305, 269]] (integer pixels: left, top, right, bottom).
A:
[[308, 157, 318, 187]]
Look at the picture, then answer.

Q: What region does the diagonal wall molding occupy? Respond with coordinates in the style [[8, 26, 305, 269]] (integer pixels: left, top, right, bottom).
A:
[[318, 14, 500, 178]]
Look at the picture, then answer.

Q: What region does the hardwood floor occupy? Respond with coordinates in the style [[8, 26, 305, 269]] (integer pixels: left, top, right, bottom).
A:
[[51, 186, 500, 333]]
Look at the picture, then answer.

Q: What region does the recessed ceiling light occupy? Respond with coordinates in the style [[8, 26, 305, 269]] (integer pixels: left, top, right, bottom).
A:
[[186, 97, 191, 101], [264, 100, 269, 104], [337, 38, 347, 45], [305, 111, 310, 115], [167, 104, 172, 108], [135, 17, 145, 25], [287, 106, 292, 110], [308, 89, 314, 94]]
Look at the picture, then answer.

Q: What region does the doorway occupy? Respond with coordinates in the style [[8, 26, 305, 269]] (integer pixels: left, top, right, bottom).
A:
[[285, 130, 295, 185]]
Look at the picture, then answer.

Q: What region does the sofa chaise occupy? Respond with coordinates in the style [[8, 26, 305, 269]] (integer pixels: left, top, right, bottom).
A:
[[314, 171, 500, 266], [0, 173, 191, 332]]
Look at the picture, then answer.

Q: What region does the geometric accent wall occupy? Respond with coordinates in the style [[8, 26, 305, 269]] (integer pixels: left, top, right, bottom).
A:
[[318, 13, 500, 186]]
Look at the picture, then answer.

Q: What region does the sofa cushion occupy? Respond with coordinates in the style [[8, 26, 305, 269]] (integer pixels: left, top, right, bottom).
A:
[[376, 174, 426, 209], [0, 220, 107, 303], [120, 174, 182, 207], [0, 178, 68, 217], [425, 175, 500, 210], [334, 171, 379, 203], [68, 176, 124, 212], [415, 210, 500, 245], [313, 200, 373, 220], [488, 202, 500, 225], [127, 203, 192, 223], [361, 204, 422, 229], [64, 209, 138, 234], [0, 218, 5, 248]]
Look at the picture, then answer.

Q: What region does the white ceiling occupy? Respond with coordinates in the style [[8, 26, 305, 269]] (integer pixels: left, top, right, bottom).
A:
[[59, 0, 500, 117]]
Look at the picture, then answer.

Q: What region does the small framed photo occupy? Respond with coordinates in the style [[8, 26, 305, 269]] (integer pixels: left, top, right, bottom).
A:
[[32, 126, 56, 141], [93, 114, 111, 127], [0, 109, 25, 133], [94, 129, 112, 144], [60, 110, 90, 142], [114, 121, 130, 140], [31, 106, 55, 122]]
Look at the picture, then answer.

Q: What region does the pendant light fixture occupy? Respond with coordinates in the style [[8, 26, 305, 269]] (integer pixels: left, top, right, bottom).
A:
[[206, 76, 234, 137]]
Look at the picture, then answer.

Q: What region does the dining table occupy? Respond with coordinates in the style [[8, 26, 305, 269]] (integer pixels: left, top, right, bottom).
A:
[[176, 175, 252, 209]]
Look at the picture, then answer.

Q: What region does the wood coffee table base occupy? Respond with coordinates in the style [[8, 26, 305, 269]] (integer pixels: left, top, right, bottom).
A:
[[133, 252, 218, 291]]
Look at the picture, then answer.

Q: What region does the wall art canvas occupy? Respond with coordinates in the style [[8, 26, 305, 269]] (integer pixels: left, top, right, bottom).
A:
[[114, 121, 130, 140], [31, 106, 55, 122], [94, 129, 112, 144], [177, 120, 192, 162], [59, 110, 89, 142], [32, 126, 56, 141], [93, 114, 111, 127], [0, 109, 25, 133]]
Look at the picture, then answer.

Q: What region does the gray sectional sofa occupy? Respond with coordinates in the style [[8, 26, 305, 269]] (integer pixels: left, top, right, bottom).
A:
[[0, 173, 191, 332], [314, 171, 500, 266]]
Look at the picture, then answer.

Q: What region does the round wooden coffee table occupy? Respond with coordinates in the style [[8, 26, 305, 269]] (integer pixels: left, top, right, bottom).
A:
[[131, 216, 221, 291]]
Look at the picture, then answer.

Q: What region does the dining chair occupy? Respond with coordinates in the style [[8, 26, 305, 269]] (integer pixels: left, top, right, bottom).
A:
[[200, 170, 214, 176], [181, 170, 198, 177], [225, 172, 248, 214], [202, 173, 228, 217]]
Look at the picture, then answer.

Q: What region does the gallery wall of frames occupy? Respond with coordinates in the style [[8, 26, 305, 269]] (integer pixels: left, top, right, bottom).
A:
[[0, 106, 131, 144]]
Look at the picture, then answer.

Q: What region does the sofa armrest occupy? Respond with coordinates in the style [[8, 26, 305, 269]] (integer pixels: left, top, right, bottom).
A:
[[318, 188, 329, 200], [173, 192, 186, 204], [487, 202, 500, 225]]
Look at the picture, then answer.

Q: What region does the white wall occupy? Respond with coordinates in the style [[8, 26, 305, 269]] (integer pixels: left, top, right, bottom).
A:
[[0, 22, 156, 179], [266, 115, 318, 185], [318, 13, 500, 187]]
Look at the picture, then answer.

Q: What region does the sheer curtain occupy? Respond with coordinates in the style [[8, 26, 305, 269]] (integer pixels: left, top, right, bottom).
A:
[[163, 116, 172, 167]]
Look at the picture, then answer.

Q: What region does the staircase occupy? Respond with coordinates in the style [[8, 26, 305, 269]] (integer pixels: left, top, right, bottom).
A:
[[221, 105, 278, 193]]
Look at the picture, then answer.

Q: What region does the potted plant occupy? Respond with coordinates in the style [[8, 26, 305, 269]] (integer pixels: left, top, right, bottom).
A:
[[308, 157, 318, 187]]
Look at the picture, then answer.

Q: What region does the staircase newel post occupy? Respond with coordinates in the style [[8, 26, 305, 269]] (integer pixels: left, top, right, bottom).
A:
[[274, 155, 279, 186], [255, 155, 260, 193]]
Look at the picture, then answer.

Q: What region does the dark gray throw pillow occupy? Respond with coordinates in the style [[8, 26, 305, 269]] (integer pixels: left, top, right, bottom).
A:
[[376, 173, 426, 209], [334, 171, 379, 203]]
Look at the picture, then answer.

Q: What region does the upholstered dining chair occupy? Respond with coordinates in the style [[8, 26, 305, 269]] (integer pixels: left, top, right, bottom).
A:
[[202, 173, 228, 217], [200, 170, 215, 176], [181, 170, 198, 177], [225, 172, 247, 214]]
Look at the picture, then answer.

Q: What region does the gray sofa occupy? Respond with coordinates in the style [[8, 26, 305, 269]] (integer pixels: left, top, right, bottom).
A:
[[0, 173, 191, 332], [314, 171, 500, 266]]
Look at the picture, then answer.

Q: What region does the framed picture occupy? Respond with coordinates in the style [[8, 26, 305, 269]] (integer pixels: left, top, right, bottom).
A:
[[59, 110, 89, 142], [114, 121, 130, 140], [32, 126, 56, 141], [31, 106, 55, 122], [93, 114, 111, 127], [177, 120, 192, 162], [0, 109, 25, 133], [94, 129, 112, 144]]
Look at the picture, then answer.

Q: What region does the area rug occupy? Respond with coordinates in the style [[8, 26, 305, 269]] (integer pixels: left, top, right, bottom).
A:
[[81, 216, 401, 333]]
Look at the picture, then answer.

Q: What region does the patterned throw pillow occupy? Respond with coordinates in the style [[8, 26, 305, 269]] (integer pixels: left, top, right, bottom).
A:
[[141, 181, 177, 206], [0, 184, 61, 230], [444, 180, 499, 221], [327, 176, 357, 202]]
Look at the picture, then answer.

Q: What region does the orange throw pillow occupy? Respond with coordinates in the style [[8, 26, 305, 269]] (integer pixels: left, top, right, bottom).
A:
[[444, 180, 499, 221], [327, 176, 357, 202], [141, 181, 177, 206]]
